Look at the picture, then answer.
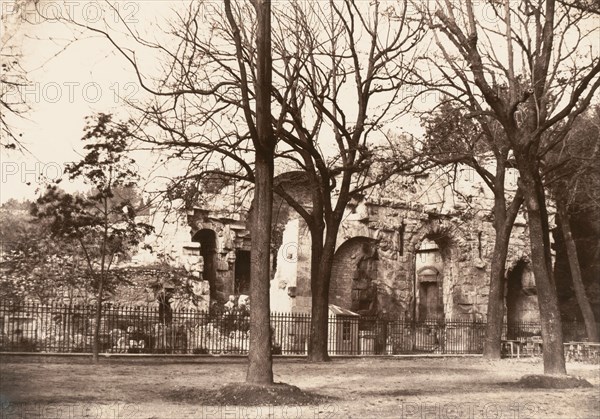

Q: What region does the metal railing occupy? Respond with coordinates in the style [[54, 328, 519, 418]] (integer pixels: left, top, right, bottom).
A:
[[0, 301, 592, 356]]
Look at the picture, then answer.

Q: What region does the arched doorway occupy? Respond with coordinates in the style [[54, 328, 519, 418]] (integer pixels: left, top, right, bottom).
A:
[[416, 266, 442, 320], [414, 237, 446, 321], [192, 229, 219, 303], [506, 260, 540, 338], [234, 249, 251, 295]]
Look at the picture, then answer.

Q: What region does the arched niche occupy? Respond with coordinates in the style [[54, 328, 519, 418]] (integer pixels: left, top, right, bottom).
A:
[[416, 265, 443, 320], [330, 237, 379, 315], [234, 249, 251, 295], [411, 230, 453, 321], [505, 259, 539, 337]]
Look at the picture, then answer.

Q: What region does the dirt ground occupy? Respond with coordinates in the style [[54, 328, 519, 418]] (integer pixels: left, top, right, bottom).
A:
[[1, 356, 598, 418]]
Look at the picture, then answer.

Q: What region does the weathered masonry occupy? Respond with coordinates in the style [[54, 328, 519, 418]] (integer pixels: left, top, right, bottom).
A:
[[141, 165, 539, 324]]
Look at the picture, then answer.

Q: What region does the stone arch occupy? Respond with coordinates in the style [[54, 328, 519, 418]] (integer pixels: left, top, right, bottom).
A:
[[330, 236, 379, 315], [408, 219, 467, 260], [408, 219, 468, 320], [505, 258, 539, 336], [188, 210, 251, 307], [192, 229, 220, 303], [272, 171, 312, 225]]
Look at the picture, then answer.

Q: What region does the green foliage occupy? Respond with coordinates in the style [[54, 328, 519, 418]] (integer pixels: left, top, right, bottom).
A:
[[28, 113, 153, 299], [421, 101, 494, 163], [67, 113, 139, 191], [0, 201, 91, 303]]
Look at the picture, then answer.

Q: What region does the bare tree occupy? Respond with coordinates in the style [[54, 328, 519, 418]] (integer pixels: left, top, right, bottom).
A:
[[1, 1, 29, 150], [62, 0, 278, 381], [546, 106, 600, 342], [267, 0, 424, 361], [236, 0, 277, 384], [421, 101, 524, 359], [417, 0, 600, 374]]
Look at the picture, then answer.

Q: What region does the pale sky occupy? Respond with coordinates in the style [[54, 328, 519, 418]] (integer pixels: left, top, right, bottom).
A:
[[1, 0, 179, 203], [0, 0, 423, 203], [1, 0, 597, 204]]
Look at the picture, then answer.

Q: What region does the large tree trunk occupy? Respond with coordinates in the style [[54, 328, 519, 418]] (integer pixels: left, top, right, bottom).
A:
[[308, 240, 336, 361], [246, 0, 274, 385], [307, 225, 331, 362], [246, 153, 275, 384], [518, 163, 567, 375], [483, 189, 523, 359], [556, 199, 599, 342], [483, 230, 510, 359], [309, 278, 331, 362]]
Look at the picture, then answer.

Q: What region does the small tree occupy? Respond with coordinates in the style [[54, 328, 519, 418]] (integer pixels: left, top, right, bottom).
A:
[[33, 113, 153, 362]]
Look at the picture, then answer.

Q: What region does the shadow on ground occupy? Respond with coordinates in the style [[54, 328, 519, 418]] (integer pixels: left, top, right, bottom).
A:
[[165, 382, 335, 406]]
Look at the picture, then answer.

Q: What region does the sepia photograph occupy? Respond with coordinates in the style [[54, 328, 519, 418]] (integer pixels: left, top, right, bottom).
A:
[[1, 1, 599, 417]]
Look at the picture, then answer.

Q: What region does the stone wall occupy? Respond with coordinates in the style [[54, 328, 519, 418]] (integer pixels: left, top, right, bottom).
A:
[[264, 164, 533, 321], [125, 164, 536, 322]]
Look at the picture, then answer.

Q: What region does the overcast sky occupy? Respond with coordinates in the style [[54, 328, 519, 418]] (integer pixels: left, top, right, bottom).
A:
[[1, 1, 177, 203], [1, 0, 597, 204], [0, 0, 415, 203]]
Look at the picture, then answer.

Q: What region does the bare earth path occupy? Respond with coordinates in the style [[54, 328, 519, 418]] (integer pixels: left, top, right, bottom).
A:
[[1, 356, 598, 418]]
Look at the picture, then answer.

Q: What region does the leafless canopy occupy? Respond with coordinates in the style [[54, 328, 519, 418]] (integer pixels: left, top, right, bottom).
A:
[[73, 1, 425, 212]]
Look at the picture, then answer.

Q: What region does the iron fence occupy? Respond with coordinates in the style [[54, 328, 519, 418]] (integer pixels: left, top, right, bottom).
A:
[[0, 301, 592, 356]]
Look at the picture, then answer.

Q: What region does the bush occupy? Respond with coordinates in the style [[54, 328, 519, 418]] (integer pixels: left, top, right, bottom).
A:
[[271, 343, 282, 355], [4, 337, 39, 352]]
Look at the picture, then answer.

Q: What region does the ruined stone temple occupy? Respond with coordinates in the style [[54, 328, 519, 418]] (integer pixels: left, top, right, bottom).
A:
[[130, 162, 540, 324]]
